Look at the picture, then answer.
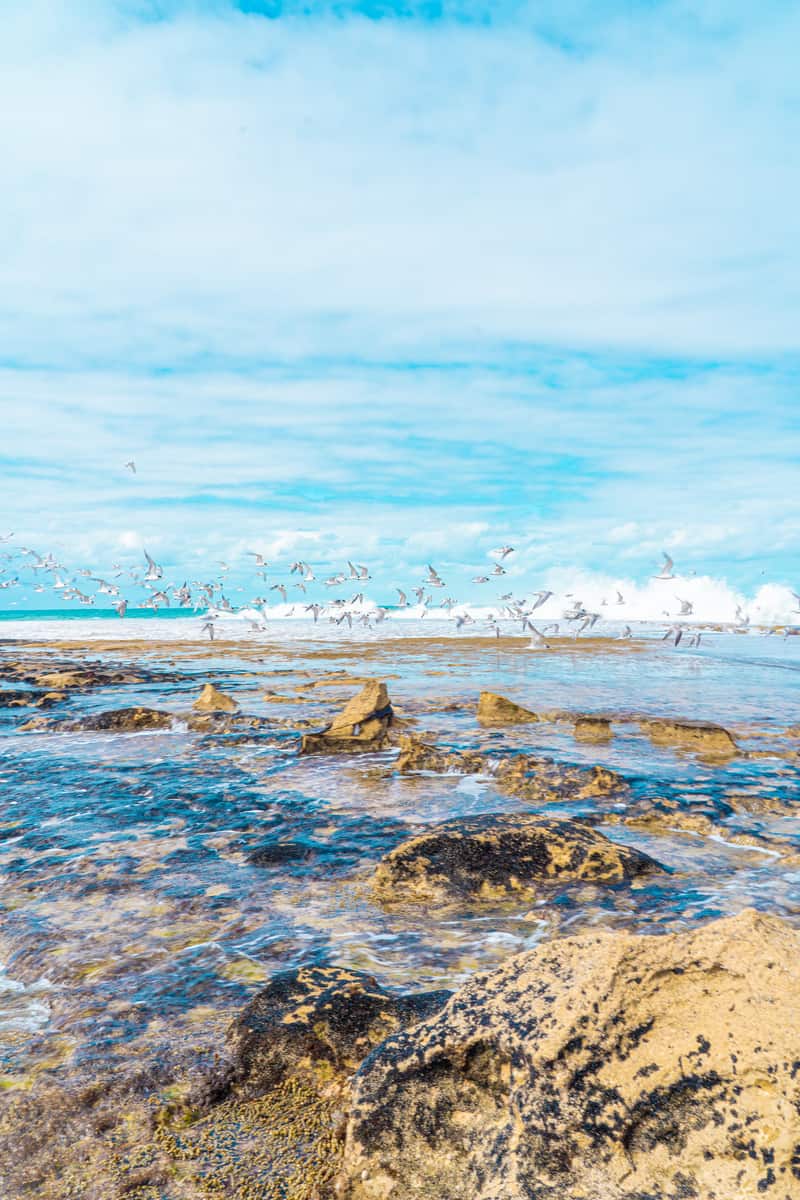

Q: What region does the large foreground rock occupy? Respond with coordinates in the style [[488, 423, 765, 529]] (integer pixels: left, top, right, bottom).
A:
[[300, 680, 393, 754], [340, 910, 800, 1200], [372, 813, 660, 904]]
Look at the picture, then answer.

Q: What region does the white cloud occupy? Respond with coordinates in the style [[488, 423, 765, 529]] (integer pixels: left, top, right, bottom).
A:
[[0, 1, 798, 364]]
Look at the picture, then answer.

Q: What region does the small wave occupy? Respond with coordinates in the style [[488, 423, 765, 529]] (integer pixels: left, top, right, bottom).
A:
[[0, 969, 52, 1034]]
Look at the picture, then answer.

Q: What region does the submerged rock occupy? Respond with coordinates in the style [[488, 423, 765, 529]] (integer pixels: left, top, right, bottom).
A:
[[573, 715, 613, 742], [193, 682, 239, 713], [71, 706, 174, 732], [477, 691, 538, 725], [340, 909, 800, 1200], [226, 965, 450, 1099], [372, 813, 661, 905], [640, 717, 737, 757], [395, 735, 485, 775], [300, 680, 393, 754]]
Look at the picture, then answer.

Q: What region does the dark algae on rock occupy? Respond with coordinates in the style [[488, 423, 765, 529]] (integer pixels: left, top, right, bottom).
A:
[[372, 812, 662, 904], [339, 910, 800, 1199]]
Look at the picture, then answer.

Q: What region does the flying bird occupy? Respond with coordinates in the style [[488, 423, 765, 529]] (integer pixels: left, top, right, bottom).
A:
[[125, 461, 136, 474], [653, 552, 675, 580], [144, 551, 163, 581]]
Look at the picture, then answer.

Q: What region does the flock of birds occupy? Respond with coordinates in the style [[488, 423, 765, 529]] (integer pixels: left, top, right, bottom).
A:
[[2, 531, 798, 648]]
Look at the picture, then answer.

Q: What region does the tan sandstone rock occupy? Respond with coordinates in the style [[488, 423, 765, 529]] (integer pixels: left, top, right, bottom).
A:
[[339, 909, 800, 1200], [372, 813, 660, 905], [193, 683, 239, 713], [477, 692, 539, 725], [300, 680, 393, 754], [640, 717, 737, 757], [573, 715, 613, 742]]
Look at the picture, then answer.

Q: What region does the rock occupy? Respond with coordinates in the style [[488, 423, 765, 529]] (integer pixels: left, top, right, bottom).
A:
[[640, 717, 737, 757], [225, 966, 450, 1099], [300, 681, 393, 755], [340, 909, 800, 1200], [246, 841, 313, 867], [573, 716, 612, 742], [493, 756, 625, 803], [72, 707, 173, 732], [193, 683, 239, 713], [17, 716, 52, 733], [477, 692, 538, 725], [395, 735, 485, 775], [372, 813, 661, 905], [34, 671, 86, 690]]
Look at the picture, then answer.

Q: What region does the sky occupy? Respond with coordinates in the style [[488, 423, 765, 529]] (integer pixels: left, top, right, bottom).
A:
[[1, 0, 799, 608]]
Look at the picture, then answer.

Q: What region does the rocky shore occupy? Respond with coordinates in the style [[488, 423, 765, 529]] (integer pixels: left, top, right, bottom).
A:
[[1, 647, 798, 1199]]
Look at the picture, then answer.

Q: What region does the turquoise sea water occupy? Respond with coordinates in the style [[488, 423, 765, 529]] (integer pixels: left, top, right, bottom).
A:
[[0, 623, 798, 1098]]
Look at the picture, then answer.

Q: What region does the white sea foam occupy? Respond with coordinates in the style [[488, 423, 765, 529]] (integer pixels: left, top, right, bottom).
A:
[[0, 968, 52, 1034], [0, 573, 797, 640]]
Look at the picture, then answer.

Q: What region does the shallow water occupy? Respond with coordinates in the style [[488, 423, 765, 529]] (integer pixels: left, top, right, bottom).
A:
[[0, 624, 799, 1190]]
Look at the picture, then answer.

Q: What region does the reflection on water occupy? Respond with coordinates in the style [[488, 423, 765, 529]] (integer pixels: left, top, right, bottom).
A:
[[0, 630, 799, 1126]]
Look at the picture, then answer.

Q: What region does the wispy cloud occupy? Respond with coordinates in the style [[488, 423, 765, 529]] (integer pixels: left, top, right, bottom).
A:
[[1, 1, 799, 601]]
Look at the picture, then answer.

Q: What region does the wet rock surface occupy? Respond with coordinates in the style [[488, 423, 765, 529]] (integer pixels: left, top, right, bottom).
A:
[[226, 965, 451, 1099], [193, 682, 239, 713], [67, 706, 175, 732], [372, 813, 662, 904], [340, 909, 800, 1200], [301, 679, 394, 754], [640, 716, 738, 757], [477, 690, 539, 724]]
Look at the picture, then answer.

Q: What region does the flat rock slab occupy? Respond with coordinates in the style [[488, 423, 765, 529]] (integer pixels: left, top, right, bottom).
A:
[[68, 706, 174, 732], [372, 813, 661, 904], [640, 717, 737, 756], [341, 909, 800, 1200]]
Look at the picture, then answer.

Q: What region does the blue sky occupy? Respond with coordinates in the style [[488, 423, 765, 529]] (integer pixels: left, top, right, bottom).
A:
[[1, 0, 799, 604]]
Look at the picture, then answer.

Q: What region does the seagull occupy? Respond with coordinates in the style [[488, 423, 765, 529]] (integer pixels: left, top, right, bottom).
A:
[[792, 591, 800, 614], [653, 552, 675, 580], [455, 613, 474, 630], [531, 590, 553, 611], [616, 590, 625, 605], [676, 597, 693, 616], [248, 552, 269, 567], [619, 625, 632, 639], [491, 545, 514, 559], [324, 573, 346, 587], [472, 575, 490, 584], [306, 603, 322, 622], [425, 565, 445, 588], [662, 624, 683, 646], [125, 461, 136, 474], [348, 561, 371, 581], [413, 586, 426, 604], [114, 598, 128, 618], [0, 533, 13, 542], [201, 620, 215, 641], [395, 588, 408, 607], [687, 632, 702, 647], [491, 564, 507, 576], [270, 583, 287, 602], [144, 550, 163, 581], [527, 625, 550, 650]]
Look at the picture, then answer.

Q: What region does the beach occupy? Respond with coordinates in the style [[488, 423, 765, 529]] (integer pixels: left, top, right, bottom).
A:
[[0, 624, 799, 1196]]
